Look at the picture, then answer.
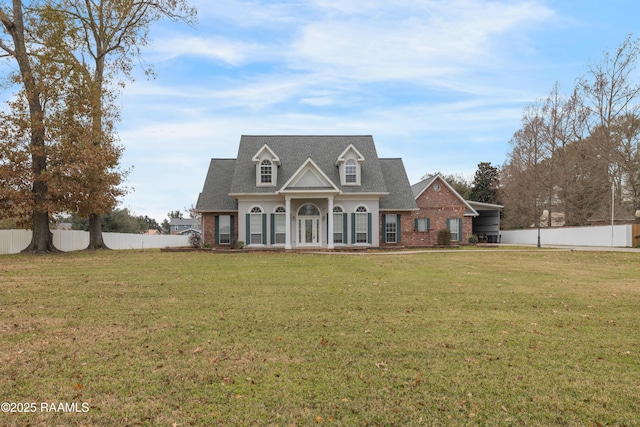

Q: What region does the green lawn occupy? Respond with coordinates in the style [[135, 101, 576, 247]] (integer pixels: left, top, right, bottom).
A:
[[1, 249, 639, 426]]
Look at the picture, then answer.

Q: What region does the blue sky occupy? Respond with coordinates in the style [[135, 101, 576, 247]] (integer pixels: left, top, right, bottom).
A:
[[116, 0, 640, 222]]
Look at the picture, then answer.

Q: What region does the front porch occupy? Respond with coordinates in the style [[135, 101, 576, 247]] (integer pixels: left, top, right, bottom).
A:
[[236, 194, 378, 250]]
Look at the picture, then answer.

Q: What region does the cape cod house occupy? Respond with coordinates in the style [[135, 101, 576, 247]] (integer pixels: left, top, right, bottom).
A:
[[196, 135, 418, 249], [195, 135, 495, 249]]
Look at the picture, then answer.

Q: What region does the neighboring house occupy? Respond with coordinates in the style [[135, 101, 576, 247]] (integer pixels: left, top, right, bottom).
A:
[[409, 175, 478, 246], [169, 218, 202, 235], [195, 135, 418, 249]]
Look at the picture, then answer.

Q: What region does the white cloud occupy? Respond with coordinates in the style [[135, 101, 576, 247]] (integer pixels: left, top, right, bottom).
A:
[[148, 35, 272, 66], [115, 0, 567, 220], [289, 0, 555, 86]]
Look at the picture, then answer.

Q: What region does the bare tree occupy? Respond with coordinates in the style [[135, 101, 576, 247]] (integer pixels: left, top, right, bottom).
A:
[[579, 34, 640, 220]]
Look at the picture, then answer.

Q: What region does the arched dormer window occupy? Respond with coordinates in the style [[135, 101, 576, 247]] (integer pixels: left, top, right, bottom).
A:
[[336, 144, 364, 186], [345, 159, 357, 183], [252, 144, 280, 187], [260, 159, 272, 184]]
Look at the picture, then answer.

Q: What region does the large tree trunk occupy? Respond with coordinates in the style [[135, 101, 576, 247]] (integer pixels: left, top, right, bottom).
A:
[[21, 211, 56, 253], [87, 213, 109, 250], [2, 1, 58, 253], [21, 154, 58, 253]]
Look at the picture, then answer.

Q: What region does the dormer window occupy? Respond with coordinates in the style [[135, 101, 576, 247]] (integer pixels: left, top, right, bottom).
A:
[[260, 160, 272, 184], [345, 159, 357, 183], [252, 144, 280, 187], [336, 144, 364, 186]]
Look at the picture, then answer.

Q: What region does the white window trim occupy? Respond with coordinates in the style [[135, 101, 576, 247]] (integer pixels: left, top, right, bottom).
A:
[[273, 206, 286, 246], [333, 205, 345, 245], [255, 157, 278, 187], [354, 205, 369, 245], [385, 214, 397, 243], [341, 157, 361, 186], [249, 206, 264, 245], [447, 218, 461, 242], [259, 159, 273, 185], [219, 215, 231, 245]]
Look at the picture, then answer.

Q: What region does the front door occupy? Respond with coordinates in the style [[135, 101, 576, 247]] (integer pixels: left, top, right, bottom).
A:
[[297, 204, 321, 247]]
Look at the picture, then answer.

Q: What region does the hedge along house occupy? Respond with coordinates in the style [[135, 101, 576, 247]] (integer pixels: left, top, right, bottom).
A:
[[408, 175, 479, 246], [195, 135, 419, 249]]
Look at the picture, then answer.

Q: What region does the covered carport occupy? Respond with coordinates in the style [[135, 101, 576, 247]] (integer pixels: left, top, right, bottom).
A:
[[467, 201, 503, 243]]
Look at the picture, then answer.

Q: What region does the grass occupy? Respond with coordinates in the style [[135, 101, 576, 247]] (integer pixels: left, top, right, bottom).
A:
[[0, 248, 639, 426]]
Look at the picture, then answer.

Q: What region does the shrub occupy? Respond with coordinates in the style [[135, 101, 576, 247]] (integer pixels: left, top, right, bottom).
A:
[[188, 233, 202, 248], [468, 234, 479, 245], [437, 228, 451, 246], [234, 241, 245, 249]]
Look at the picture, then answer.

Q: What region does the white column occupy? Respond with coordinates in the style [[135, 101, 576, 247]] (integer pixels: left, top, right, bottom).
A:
[[285, 197, 292, 250], [327, 196, 334, 249]]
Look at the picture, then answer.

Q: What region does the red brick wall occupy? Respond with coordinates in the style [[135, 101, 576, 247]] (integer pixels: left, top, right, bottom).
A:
[[202, 213, 214, 245], [402, 178, 473, 247], [379, 211, 414, 248], [201, 213, 238, 248]]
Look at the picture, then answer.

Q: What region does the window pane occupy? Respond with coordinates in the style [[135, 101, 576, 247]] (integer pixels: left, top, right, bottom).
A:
[[333, 213, 343, 243], [448, 218, 459, 241], [275, 213, 286, 244], [260, 160, 271, 183], [345, 159, 357, 183], [385, 214, 396, 243], [219, 215, 231, 244], [356, 213, 368, 243], [250, 213, 262, 244]]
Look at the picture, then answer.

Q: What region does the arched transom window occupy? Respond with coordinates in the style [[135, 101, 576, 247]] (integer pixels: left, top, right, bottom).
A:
[[298, 204, 320, 216]]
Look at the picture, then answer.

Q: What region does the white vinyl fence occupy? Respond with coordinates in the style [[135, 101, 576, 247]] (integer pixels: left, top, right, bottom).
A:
[[0, 230, 190, 255], [500, 224, 634, 247]]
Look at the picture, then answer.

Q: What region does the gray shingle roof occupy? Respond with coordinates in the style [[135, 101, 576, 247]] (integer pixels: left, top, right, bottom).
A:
[[195, 159, 238, 211], [379, 158, 419, 211], [197, 136, 418, 212], [411, 175, 438, 198], [230, 135, 388, 194]]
